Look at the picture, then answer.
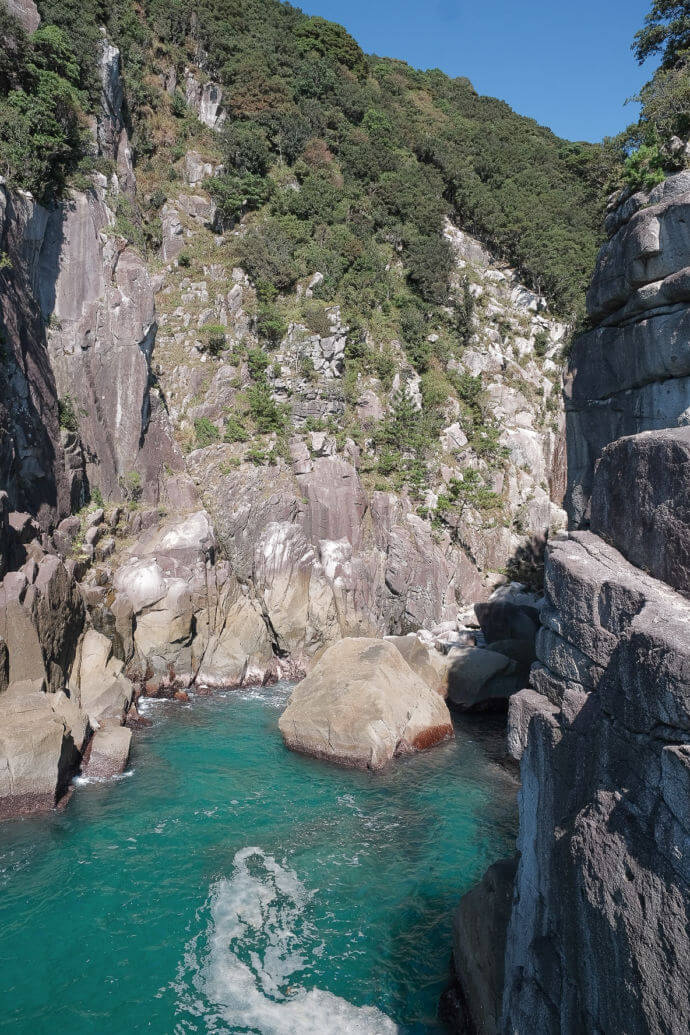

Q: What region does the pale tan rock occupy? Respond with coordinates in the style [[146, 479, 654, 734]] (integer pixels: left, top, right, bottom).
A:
[[75, 629, 133, 725], [82, 726, 132, 780], [386, 634, 451, 696], [0, 683, 81, 818], [196, 592, 273, 686], [279, 637, 453, 769]]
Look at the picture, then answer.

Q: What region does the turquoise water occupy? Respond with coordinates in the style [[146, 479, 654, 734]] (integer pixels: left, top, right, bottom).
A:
[[0, 682, 517, 1034]]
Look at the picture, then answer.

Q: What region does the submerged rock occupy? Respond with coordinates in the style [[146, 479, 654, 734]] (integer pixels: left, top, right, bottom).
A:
[[448, 856, 517, 1035], [278, 637, 453, 769]]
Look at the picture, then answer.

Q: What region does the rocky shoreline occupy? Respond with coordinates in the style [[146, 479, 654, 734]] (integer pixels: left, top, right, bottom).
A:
[[0, 480, 539, 817]]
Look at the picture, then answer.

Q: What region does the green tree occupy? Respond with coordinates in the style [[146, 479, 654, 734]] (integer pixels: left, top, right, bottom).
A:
[[633, 1, 690, 68], [221, 120, 271, 176]]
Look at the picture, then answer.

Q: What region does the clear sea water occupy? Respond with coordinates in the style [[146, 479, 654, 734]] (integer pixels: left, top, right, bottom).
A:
[[0, 682, 517, 1034]]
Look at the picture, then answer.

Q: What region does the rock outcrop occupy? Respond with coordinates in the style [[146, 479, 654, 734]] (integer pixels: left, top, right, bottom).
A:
[[446, 857, 517, 1035], [0, 548, 134, 817], [188, 449, 485, 661], [5, 0, 39, 33], [0, 186, 81, 525], [279, 637, 453, 769], [590, 425, 690, 596], [449, 176, 690, 1034], [502, 529, 690, 1034], [566, 171, 690, 526], [111, 509, 275, 688]]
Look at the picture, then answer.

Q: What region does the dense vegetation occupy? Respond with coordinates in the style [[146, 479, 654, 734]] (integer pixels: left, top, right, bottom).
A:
[[621, 2, 690, 188], [0, 0, 618, 320]]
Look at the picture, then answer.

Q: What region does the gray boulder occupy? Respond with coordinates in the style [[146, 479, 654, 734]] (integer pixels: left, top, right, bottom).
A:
[[590, 426, 690, 596], [474, 596, 541, 649], [447, 646, 523, 711]]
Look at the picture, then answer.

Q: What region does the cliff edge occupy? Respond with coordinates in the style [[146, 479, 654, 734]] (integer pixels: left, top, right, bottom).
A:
[[449, 174, 690, 1034]]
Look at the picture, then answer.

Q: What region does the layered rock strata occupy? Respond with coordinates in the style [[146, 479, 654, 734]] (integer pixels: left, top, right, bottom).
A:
[[566, 171, 690, 526], [449, 177, 690, 1034]]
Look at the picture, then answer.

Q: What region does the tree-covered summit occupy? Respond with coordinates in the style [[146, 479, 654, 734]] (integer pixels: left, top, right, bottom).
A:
[[0, 0, 617, 317]]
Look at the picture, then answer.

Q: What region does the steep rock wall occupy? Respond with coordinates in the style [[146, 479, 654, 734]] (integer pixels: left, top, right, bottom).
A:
[[566, 171, 690, 526], [0, 186, 81, 525], [448, 176, 690, 1035]]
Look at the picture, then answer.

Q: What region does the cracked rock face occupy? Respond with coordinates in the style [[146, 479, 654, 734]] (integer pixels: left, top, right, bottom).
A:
[[5, 0, 39, 32], [502, 532, 690, 1034], [0, 551, 134, 818], [41, 186, 180, 500], [567, 172, 690, 526], [590, 426, 690, 596], [450, 174, 690, 1035], [187, 450, 486, 660]]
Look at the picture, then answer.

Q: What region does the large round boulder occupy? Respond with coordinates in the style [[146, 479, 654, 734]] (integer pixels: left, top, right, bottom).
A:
[[278, 637, 453, 769]]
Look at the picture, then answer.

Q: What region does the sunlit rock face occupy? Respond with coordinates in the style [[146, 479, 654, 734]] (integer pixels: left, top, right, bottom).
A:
[[5, 0, 39, 32], [566, 172, 690, 527]]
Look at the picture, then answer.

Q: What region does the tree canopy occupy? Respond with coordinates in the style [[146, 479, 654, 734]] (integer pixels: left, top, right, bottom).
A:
[[633, 1, 690, 68]]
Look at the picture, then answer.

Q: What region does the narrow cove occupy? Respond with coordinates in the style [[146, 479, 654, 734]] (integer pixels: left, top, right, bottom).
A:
[[0, 683, 516, 1034]]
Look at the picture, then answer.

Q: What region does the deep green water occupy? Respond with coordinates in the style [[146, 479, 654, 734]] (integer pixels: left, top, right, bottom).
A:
[[0, 683, 517, 1034]]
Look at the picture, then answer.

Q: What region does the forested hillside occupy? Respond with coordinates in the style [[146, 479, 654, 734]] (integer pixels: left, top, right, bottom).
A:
[[0, 0, 615, 319]]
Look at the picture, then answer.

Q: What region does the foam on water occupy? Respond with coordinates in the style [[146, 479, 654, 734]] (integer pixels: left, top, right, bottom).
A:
[[72, 770, 135, 787], [174, 847, 399, 1034], [0, 689, 516, 1032]]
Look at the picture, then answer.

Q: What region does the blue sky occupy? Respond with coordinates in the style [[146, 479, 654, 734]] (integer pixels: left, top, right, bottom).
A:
[[300, 0, 659, 142]]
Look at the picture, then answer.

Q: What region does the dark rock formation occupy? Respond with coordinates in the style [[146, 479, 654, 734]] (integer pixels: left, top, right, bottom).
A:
[[590, 426, 690, 596], [450, 175, 690, 1035], [447, 857, 517, 1035], [502, 532, 690, 1033], [0, 187, 79, 525], [566, 171, 690, 527]]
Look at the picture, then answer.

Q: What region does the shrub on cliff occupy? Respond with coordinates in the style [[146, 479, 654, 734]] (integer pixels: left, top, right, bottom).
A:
[[0, 14, 85, 198]]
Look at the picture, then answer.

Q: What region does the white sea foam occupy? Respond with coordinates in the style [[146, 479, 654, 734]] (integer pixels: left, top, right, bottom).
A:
[[73, 769, 135, 786], [173, 846, 399, 1034]]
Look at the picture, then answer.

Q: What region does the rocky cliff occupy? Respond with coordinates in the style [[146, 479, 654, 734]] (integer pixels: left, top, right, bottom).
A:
[[449, 175, 690, 1034], [566, 171, 690, 526], [0, 15, 570, 817]]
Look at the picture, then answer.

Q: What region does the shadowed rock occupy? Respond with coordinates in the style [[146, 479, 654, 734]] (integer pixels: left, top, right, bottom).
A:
[[449, 857, 518, 1035], [591, 426, 690, 596]]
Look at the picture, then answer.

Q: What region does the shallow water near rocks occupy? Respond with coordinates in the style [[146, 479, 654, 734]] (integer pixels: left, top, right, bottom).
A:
[[0, 682, 517, 1034]]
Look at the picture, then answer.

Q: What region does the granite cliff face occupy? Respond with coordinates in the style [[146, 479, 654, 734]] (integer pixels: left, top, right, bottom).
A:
[[566, 171, 690, 526], [0, 22, 566, 810], [448, 175, 690, 1034]]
